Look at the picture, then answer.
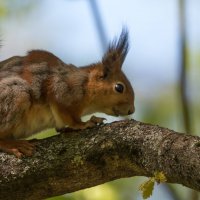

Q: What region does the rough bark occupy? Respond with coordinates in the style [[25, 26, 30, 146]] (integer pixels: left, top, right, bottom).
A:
[[0, 119, 200, 200]]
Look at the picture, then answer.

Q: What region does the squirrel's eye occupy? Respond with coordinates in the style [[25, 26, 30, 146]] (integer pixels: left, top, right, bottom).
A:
[[115, 83, 124, 93]]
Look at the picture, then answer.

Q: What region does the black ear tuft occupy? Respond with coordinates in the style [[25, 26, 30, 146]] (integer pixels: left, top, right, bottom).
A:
[[102, 27, 129, 68]]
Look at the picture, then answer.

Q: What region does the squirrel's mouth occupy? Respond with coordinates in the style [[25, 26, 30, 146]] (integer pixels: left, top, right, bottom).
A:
[[112, 106, 134, 116], [112, 108, 122, 117]]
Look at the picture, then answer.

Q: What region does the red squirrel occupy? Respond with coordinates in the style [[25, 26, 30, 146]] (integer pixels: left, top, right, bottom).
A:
[[0, 28, 135, 157]]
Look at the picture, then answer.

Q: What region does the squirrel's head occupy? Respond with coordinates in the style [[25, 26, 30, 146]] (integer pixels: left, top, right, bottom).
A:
[[85, 28, 135, 117]]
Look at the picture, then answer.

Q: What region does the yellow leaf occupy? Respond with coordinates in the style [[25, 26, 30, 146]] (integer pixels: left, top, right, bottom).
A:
[[154, 171, 167, 184], [138, 172, 167, 199], [139, 178, 155, 199]]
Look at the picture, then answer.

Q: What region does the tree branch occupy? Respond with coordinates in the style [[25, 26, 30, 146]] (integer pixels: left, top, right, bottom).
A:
[[0, 119, 200, 200]]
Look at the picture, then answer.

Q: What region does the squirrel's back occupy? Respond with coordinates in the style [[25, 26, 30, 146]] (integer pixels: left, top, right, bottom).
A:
[[0, 50, 87, 101], [0, 28, 135, 157]]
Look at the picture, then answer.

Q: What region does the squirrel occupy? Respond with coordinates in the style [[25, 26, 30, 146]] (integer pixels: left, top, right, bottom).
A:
[[0, 28, 135, 157]]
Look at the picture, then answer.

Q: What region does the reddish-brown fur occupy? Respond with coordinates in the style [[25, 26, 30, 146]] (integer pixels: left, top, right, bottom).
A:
[[0, 28, 135, 157], [24, 50, 61, 67]]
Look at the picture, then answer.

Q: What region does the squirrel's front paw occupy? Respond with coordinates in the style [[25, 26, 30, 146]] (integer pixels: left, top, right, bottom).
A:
[[90, 115, 106, 125], [79, 116, 106, 129], [56, 116, 106, 133]]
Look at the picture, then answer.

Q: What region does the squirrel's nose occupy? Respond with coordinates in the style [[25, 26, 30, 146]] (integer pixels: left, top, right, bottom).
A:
[[128, 106, 135, 115]]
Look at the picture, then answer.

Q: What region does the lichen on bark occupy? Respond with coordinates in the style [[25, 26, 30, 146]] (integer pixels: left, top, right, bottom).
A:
[[0, 119, 199, 200]]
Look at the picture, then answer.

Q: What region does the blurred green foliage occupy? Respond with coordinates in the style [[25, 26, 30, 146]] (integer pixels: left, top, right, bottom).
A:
[[0, 2, 7, 17], [47, 177, 141, 200], [0, 0, 39, 19]]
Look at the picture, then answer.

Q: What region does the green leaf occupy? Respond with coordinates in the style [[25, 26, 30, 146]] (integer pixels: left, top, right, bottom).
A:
[[139, 171, 167, 199], [139, 178, 155, 199], [154, 171, 167, 184]]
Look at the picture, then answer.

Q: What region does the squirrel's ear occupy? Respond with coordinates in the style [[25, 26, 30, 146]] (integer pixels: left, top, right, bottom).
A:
[[102, 27, 129, 70]]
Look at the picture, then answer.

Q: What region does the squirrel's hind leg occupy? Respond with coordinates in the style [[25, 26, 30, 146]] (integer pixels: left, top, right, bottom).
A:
[[0, 139, 35, 158]]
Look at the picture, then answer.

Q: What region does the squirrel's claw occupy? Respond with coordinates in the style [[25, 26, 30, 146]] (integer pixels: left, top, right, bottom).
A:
[[56, 116, 106, 133], [90, 115, 106, 125], [0, 139, 35, 158]]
